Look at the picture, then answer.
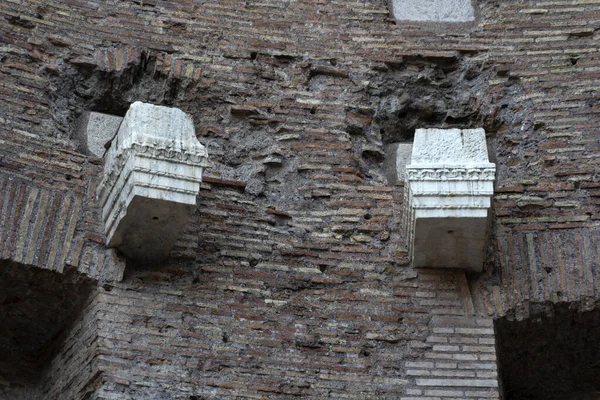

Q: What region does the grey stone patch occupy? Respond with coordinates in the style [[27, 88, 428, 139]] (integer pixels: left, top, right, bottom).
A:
[[75, 112, 122, 158], [396, 143, 413, 183], [109, 197, 194, 264], [383, 143, 412, 185], [245, 178, 266, 196], [429, 315, 479, 327], [413, 215, 490, 272], [390, 0, 475, 23]]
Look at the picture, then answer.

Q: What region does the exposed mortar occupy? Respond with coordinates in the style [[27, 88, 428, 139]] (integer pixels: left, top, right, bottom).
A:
[[48, 48, 528, 195]]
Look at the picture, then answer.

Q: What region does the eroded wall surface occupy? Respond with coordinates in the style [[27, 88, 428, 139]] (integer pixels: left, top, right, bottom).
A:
[[1, 0, 600, 398]]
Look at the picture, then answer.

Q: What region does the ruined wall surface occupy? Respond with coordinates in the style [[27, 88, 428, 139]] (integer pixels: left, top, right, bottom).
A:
[[1, 0, 600, 398]]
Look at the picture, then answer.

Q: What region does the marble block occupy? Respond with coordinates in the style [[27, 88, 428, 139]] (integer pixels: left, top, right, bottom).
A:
[[404, 128, 495, 272], [384, 143, 413, 185], [97, 102, 208, 263], [75, 111, 123, 158], [390, 0, 475, 23]]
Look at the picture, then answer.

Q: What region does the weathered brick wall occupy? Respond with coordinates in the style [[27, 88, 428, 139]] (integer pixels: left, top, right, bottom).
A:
[[0, 158, 124, 281], [1, 0, 600, 398], [468, 1, 600, 321], [90, 271, 497, 398]]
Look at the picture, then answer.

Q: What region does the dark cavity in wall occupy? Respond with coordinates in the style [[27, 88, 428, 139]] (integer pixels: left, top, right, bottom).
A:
[[49, 50, 193, 138], [495, 303, 600, 400], [0, 260, 94, 386], [368, 53, 493, 144], [365, 52, 541, 187]]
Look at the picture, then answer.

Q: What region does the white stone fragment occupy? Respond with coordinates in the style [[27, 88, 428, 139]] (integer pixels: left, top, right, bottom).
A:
[[395, 143, 413, 182], [404, 128, 495, 272], [75, 112, 123, 158], [97, 102, 208, 263], [390, 0, 475, 23], [384, 143, 413, 185]]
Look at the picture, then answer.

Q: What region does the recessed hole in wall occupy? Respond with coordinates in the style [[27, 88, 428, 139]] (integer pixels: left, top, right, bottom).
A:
[[495, 304, 600, 399], [372, 55, 492, 144], [0, 260, 94, 384], [50, 48, 206, 143]]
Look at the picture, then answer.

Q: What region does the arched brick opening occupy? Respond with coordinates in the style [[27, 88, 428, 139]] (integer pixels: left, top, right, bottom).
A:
[[494, 303, 600, 400], [0, 260, 94, 396]]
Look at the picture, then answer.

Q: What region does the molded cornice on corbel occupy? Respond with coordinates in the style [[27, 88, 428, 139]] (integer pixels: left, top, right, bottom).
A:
[[403, 128, 495, 272]]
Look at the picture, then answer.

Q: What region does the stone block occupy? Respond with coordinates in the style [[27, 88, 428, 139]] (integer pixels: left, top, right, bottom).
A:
[[404, 128, 495, 272], [389, 0, 475, 23], [97, 102, 208, 264], [384, 143, 413, 185], [75, 111, 123, 158], [396, 143, 413, 182]]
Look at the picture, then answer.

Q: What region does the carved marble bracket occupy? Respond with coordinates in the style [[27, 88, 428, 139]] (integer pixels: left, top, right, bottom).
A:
[[404, 128, 495, 272], [97, 102, 208, 263]]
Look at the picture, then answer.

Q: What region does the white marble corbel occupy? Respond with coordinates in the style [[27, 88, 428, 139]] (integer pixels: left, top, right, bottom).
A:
[[404, 128, 495, 272], [97, 102, 208, 264]]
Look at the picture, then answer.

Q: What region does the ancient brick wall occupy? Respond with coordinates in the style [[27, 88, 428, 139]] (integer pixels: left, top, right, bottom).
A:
[[1, 0, 600, 398]]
